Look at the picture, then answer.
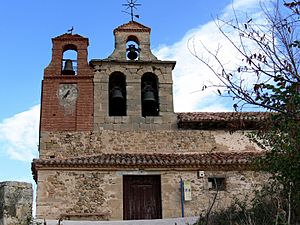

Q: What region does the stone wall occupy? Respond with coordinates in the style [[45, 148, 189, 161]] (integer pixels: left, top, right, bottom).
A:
[[36, 169, 268, 220], [36, 170, 122, 220], [92, 61, 177, 131], [0, 181, 32, 225], [108, 21, 157, 61], [161, 170, 268, 218], [39, 130, 259, 159]]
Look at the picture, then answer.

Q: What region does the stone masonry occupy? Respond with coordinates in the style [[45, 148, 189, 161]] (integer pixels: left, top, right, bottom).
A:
[[33, 20, 270, 221], [39, 130, 259, 160], [35, 169, 268, 220], [91, 60, 177, 131], [0, 181, 32, 225]]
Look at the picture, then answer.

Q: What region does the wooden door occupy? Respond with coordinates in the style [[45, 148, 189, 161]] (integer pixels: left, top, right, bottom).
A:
[[123, 175, 162, 220]]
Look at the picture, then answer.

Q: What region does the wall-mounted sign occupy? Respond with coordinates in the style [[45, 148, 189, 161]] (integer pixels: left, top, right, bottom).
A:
[[184, 181, 192, 201]]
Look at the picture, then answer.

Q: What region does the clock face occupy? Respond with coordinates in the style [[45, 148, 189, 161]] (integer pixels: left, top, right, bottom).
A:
[[57, 84, 78, 105]]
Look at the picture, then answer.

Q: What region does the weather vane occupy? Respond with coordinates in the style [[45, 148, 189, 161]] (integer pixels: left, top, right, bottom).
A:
[[122, 0, 141, 21], [67, 26, 74, 34]]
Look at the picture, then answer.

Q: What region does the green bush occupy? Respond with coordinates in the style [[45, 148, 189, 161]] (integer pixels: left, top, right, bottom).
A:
[[194, 185, 299, 225]]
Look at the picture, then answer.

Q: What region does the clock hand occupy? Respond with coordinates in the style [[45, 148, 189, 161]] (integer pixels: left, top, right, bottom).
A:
[[63, 90, 70, 99]]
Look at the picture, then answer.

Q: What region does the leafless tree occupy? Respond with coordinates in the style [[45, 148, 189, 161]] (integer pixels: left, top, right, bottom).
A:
[[190, 1, 300, 224], [189, 0, 300, 118]]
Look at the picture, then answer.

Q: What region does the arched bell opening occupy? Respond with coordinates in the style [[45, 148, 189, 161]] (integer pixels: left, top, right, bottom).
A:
[[62, 44, 78, 75], [126, 36, 140, 61], [141, 73, 159, 117], [109, 72, 127, 116]]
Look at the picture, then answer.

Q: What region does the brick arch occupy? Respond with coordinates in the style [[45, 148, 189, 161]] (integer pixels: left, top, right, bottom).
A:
[[62, 44, 78, 75], [44, 33, 91, 77], [63, 44, 78, 52]]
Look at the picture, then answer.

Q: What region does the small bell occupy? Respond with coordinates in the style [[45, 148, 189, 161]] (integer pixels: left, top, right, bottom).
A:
[[62, 59, 75, 75], [126, 44, 139, 60]]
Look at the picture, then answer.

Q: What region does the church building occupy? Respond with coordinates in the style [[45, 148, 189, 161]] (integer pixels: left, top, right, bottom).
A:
[[32, 19, 268, 221]]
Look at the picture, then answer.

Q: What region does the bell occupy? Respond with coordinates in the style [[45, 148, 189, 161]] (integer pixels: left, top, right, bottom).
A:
[[62, 59, 75, 75], [143, 90, 156, 103], [126, 44, 139, 60], [111, 86, 124, 101], [142, 83, 156, 103]]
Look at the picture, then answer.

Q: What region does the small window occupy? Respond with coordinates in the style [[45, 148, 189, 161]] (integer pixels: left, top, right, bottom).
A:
[[126, 36, 140, 60], [141, 73, 159, 117], [62, 48, 77, 75], [208, 177, 226, 191], [109, 72, 126, 116]]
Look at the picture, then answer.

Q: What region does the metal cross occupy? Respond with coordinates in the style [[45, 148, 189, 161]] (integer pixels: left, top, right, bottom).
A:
[[122, 0, 141, 21]]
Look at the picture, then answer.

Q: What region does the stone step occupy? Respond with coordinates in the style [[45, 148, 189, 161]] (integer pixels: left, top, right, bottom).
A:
[[37, 217, 198, 225]]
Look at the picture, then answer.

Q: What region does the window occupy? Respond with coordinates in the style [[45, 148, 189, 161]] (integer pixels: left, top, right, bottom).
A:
[[126, 36, 140, 60], [141, 73, 159, 117], [109, 72, 126, 116], [208, 177, 226, 191], [62, 45, 77, 75]]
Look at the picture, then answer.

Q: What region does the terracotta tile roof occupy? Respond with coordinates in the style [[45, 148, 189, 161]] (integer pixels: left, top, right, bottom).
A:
[[52, 33, 88, 40], [52, 33, 89, 44], [177, 112, 270, 129], [114, 21, 151, 34], [32, 152, 261, 181]]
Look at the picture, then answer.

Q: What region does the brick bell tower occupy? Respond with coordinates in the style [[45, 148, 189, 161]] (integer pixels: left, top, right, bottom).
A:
[[40, 33, 94, 132]]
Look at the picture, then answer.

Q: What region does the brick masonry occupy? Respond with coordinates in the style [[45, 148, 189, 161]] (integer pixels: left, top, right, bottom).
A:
[[41, 78, 93, 131], [40, 33, 94, 132]]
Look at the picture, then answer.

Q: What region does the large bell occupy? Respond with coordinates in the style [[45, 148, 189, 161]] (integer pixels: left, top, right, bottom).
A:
[[142, 84, 156, 103], [62, 59, 75, 75], [111, 86, 124, 101], [126, 44, 139, 60], [143, 90, 156, 102]]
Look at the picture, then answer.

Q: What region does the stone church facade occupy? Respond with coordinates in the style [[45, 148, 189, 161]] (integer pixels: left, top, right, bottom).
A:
[[32, 21, 268, 221]]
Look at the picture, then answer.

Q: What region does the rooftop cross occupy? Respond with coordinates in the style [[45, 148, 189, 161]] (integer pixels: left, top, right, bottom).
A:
[[122, 0, 141, 21]]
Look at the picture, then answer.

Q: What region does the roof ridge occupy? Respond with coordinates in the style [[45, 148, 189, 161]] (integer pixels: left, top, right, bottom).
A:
[[52, 33, 88, 40], [114, 21, 151, 33], [33, 151, 262, 162], [32, 151, 262, 181]]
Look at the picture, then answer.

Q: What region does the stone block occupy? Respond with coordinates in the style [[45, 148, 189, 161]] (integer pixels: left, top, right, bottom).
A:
[[104, 117, 114, 123], [121, 116, 129, 124], [145, 116, 154, 124], [113, 117, 122, 124], [153, 117, 163, 124], [0, 181, 32, 225], [139, 123, 151, 130]]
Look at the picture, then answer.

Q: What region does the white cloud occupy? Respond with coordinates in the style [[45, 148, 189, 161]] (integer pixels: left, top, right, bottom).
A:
[[0, 0, 273, 163], [154, 0, 272, 112], [0, 105, 40, 162]]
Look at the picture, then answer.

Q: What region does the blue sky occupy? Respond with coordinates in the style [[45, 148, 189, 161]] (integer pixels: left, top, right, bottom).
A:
[[0, 0, 270, 189]]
